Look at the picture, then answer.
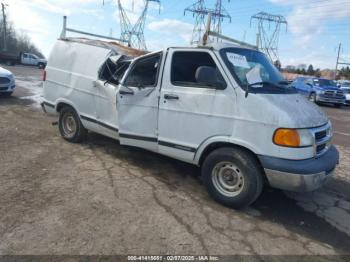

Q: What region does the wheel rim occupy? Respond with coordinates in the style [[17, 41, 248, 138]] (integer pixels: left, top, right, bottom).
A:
[[62, 113, 77, 138], [309, 94, 315, 102], [212, 161, 244, 197]]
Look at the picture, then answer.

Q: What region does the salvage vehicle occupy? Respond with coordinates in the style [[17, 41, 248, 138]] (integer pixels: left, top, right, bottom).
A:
[[41, 37, 339, 208], [0, 51, 47, 69], [0, 66, 15, 96], [292, 77, 345, 107]]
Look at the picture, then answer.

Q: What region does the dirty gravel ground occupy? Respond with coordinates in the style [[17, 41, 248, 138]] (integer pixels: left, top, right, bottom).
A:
[[0, 66, 350, 256]]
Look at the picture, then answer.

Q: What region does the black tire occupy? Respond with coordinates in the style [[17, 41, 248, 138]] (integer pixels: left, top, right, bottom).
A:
[[58, 106, 87, 143], [201, 147, 263, 209], [309, 93, 316, 103], [38, 63, 45, 69], [334, 104, 341, 108]]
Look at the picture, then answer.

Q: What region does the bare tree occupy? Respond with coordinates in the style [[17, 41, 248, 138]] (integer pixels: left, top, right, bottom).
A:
[[0, 18, 44, 58]]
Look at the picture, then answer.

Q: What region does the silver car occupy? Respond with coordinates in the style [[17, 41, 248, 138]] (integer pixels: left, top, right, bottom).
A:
[[0, 66, 15, 96]]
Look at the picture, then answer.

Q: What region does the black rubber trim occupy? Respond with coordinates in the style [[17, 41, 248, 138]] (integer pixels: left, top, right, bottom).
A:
[[158, 140, 196, 152], [80, 115, 119, 132], [42, 102, 55, 108], [258, 145, 339, 175], [119, 133, 158, 142]]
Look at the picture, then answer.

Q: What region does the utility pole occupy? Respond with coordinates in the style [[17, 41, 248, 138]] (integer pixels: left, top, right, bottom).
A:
[[335, 43, 341, 80], [1, 2, 7, 51]]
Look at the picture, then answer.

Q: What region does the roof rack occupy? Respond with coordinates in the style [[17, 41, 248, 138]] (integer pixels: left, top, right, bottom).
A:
[[202, 14, 258, 50], [60, 16, 128, 44]]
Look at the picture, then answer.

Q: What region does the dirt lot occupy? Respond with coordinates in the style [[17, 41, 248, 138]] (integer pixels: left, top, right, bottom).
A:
[[1, 65, 350, 256]]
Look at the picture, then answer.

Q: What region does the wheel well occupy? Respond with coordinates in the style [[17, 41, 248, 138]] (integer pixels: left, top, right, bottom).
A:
[[56, 102, 73, 113], [198, 142, 268, 182]]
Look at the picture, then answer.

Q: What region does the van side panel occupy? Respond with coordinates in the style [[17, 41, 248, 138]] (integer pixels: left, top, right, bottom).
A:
[[43, 40, 112, 132]]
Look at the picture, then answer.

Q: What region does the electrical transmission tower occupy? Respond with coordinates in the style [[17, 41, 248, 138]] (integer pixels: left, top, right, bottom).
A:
[[130, 0, 160, 50], [104, 0, 160, 50], [185, 0, 231, 45], [250, 12, 287, 62]]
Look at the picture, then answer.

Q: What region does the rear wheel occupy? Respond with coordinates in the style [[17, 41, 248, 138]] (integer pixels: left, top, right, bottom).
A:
[[58, 106, 87, 143], [201, 147, 263, 209]]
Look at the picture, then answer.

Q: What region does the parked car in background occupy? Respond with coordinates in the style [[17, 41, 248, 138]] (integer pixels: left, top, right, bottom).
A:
[[291, 77, 345, 107], [340, 87, 350, 105], [0, 66, 15, 96], [0, 51, 47, 69]]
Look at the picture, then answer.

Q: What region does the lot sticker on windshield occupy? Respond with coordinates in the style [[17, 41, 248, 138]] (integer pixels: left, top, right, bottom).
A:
[[246, 65, 262, 85], [226, 53, 250, 69]]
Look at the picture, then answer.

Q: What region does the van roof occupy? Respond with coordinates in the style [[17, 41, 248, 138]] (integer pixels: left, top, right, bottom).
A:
[[60, 37, 147, 57], [61, 37, 256, 58]]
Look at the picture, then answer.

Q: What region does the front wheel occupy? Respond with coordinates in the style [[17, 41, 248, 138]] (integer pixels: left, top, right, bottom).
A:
[[201, 147, 263, 209], [309, 93, 316, 103], [58, 106, 87, 143]]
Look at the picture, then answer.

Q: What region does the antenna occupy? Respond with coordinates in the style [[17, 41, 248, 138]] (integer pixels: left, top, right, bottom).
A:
[[185, 0, 231, 45], [251, 12, 287, 62]]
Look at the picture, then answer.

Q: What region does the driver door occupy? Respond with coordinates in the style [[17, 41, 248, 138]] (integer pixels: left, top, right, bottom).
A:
[[117, 52, 163, 152]]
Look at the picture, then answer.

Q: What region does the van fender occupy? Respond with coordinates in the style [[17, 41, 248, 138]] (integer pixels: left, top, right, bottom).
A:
[[55, 98, 79, 114], [194, 135, 259, 165]]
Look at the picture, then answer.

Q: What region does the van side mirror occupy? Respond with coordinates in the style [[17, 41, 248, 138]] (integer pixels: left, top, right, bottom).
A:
[[195, 66, 226, 90]]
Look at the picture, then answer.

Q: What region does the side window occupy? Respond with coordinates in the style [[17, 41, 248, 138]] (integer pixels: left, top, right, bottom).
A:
[[124, 54, 161, 87], [23, 54, 28, 58], [171, 51, 226, 88], [99, 57, 130, 86]]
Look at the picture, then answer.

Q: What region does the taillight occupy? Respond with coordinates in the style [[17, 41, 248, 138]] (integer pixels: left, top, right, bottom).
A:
[[43, 70, 47, 81]]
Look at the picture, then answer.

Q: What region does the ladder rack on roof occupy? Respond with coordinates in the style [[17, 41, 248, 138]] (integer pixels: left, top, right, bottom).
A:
[[202, 13, 258, 50], [60, 16, 128, 44]]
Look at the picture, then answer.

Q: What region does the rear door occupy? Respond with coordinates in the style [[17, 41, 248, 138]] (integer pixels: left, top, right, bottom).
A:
[[158, 48, 235, 163], [117, 52, 163, 152]]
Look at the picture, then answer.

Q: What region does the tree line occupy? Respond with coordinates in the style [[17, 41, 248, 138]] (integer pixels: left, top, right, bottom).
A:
[[0, 18, 44, 58]]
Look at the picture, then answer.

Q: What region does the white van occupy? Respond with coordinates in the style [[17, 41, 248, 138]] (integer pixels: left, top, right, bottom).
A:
[[42, 38, 339, 208]]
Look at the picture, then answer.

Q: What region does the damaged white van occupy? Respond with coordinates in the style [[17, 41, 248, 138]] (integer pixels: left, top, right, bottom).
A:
[[42, 38, 339, 208]]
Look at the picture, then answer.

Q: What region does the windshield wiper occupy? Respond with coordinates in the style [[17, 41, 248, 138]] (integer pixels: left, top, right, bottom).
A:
[[245, 81, 286, 98]]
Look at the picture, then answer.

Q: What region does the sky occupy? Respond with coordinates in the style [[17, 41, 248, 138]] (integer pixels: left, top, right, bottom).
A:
[[4, 0, 350, 69]]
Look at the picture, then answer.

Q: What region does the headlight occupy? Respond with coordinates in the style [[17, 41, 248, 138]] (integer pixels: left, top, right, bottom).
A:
[[273, 128, 313, 148]]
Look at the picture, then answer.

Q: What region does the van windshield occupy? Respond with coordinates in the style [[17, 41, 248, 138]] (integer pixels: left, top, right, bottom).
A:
[[220, 48, 296, 94]]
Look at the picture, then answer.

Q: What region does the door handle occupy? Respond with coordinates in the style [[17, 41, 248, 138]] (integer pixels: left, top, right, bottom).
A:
[[164, 94, 179, 100], [119, 89, 134, 95]]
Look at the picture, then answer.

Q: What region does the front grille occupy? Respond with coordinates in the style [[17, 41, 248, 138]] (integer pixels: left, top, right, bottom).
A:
[[315, 130, 327, 140], [311, 123, 332, 156], [324, 90, 344, 98], [0, 77, 10, 84], [316, 144, 326, 153], [0, 86, 8, 91]]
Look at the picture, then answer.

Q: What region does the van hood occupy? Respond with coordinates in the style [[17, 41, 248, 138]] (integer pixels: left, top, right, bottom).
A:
[[245, 93, 328, 129]]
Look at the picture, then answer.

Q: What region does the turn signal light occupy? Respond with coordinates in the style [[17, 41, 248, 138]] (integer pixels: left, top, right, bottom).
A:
[[273, 129, 300, 147]]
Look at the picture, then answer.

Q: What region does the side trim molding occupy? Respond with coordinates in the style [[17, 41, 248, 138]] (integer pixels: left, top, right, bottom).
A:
[[158, 140, 196, 152], [80, 115, 119, 132]]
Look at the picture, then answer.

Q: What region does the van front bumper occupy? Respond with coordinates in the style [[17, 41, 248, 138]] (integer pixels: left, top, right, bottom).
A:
[[258, 145, 339, 192]]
